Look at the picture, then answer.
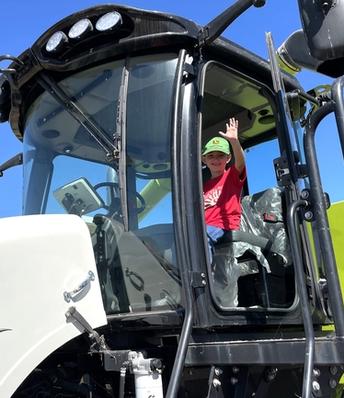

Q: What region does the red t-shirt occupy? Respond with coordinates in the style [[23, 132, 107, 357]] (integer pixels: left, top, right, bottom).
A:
[[203, 166, 246, 230]]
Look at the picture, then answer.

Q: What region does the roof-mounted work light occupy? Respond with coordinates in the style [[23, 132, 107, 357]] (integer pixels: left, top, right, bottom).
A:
[[46, 31, 68, 53], [68, 18, 93, 39], [95, 11, 122, 32]]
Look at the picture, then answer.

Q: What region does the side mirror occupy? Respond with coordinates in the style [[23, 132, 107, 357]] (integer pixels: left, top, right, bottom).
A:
[[298, 0, 344, 61], [278, 29, 344, 78], [278, 30, 320, 75]]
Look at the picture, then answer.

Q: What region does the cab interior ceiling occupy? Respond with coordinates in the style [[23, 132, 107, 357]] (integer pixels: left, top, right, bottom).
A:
[[30, 66, 276, 168], [32, 83, 173, 174], [202, 65, 276, 149]]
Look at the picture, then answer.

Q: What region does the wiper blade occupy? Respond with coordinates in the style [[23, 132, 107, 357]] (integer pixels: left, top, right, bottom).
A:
[[37, 73, 117, 162]]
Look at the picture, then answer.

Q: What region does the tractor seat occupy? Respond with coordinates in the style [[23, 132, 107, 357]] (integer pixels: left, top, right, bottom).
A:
[[212, 187, 294, 308]]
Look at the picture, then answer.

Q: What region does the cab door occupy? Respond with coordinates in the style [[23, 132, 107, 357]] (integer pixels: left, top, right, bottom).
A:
[[196, 59, 299, 315]]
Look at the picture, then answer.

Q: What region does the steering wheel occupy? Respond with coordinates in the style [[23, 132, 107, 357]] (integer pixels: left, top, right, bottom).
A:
[[93, 182, 146, 214]]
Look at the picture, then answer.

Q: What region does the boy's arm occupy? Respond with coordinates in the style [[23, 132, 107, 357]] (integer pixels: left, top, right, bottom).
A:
[[219, 117, 246, 175]]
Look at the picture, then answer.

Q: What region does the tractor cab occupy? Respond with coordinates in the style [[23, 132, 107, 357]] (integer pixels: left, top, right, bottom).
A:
[[21, 47, 297, 315], [21, 45, 299, 314]]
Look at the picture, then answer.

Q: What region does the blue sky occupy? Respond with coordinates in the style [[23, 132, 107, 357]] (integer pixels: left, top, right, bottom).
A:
[[0, 0, 342, 217]]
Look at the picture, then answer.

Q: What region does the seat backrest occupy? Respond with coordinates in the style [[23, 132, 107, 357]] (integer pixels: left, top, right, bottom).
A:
[[240, 187, 291, 265]]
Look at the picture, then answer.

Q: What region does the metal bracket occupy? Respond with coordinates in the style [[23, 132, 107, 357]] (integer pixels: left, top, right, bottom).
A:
[[297, 163, 308, 179], [182, 63, 196, 84], [103, 350, 132, 371], [318, 278, 332, 318], [299, 189, 331, 222], [112, 133, 121, 161], [65, 306, 108, 351], [273, 156, 291, 186], [299, 189, 314, 222], [198, 27, 209, 47]]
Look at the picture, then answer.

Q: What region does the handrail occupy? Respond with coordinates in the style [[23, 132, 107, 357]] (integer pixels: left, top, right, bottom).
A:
[[287, 200, 315, 398], [304, 101, 344, 338], [331, 76, 344, 159]]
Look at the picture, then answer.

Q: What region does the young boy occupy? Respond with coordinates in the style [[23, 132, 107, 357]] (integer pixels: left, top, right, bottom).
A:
[[202, 117, 246, 261]]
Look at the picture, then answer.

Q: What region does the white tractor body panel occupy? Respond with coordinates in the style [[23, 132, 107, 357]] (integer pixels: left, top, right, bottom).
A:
[[0, 214, 107, 398]]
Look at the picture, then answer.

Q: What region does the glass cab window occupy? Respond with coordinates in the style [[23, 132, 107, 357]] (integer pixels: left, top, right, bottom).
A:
[[23, 54, 181, 316], [201, 62, 295, 310]]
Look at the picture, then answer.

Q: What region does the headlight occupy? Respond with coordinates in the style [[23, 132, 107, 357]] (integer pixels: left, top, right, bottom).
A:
[[68, 18, 93, 39], [46, 31, 68, 53], [95, 11, 122, 32]]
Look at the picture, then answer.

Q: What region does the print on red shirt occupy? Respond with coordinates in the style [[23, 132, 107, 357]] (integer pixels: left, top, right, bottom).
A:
[[203, 166, 246, 230]]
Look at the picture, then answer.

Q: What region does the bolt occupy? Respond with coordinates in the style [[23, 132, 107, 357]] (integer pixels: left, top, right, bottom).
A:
[[312, 381, 321, 392], [304, 211, 313, 221], [329, 379, 337, 389], [265, 367, 278, 382], [202, 279, 207, 286], [301, 190, 310, 199], [232, 366, 240, 374], [313, 368, 321, 377], [230, 377, 238, 385], [329, 366, 338, 375], [150, 358, 162, 371], [201, 273, 206, 278], [212, 378, 221, 388], [214, 368, 222, 376]]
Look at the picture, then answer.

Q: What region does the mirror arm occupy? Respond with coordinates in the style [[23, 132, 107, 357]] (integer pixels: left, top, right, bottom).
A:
[[198, 0, 266, 47], [0, 152, 23, 177]]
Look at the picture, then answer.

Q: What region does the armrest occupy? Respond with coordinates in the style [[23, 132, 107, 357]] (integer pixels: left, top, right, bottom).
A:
[[221, 230, 270, 251]]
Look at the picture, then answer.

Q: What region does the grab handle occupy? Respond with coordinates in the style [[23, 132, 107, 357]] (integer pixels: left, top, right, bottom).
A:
[[64, 271, 95, 303]]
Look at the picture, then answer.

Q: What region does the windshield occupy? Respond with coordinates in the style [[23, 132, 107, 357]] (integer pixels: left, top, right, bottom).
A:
[[23, 54, 181, 316]]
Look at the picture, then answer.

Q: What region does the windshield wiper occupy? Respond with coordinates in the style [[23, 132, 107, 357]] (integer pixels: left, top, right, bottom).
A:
[[37, 73, 118, 162], [115, 65, 129, 230]]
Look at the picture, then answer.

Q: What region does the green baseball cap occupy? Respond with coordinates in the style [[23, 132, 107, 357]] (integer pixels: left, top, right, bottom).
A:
[[202, 137, 230, 155]]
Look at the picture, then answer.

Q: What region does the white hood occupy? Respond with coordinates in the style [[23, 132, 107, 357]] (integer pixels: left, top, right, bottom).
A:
[[0, 214, 107, 397]]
